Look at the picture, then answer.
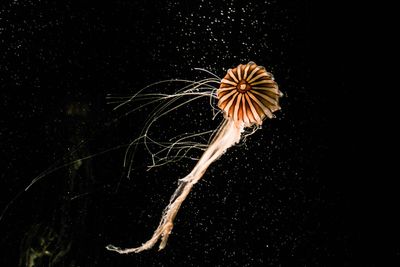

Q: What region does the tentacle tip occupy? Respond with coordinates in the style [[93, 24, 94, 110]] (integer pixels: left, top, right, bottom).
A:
[[158, 237, 169, 251], [158, 244, 166, 251], [105, 244, 120, 252]]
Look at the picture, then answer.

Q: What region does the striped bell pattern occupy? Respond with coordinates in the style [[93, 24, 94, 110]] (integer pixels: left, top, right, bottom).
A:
[[217, 61, 283, 126]]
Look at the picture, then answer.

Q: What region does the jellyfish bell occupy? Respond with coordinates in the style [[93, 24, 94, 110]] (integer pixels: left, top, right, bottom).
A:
[[218, 62, 283, 127]]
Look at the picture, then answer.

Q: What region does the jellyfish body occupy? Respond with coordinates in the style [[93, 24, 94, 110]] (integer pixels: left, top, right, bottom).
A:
[[218, 61, 282, 127], [106, 62, 282, 254]]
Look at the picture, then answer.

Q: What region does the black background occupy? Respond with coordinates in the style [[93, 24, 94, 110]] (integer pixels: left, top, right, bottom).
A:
[[1, 0, 394, 266]]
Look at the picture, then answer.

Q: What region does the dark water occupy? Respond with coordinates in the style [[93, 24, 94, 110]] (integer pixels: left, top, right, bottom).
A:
[[1, 0, 389, 266]]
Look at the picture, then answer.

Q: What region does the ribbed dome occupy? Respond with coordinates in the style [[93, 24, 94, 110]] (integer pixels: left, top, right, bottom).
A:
[[217, 62, 282, 126]]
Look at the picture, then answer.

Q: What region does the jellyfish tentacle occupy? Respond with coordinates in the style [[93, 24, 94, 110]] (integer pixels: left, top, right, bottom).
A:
[[106, 119, 243, 253], [121, 80, 217, 169]]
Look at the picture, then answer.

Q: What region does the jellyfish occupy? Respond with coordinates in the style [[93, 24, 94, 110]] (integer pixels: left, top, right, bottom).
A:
[[106, 61, 283, 254]]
